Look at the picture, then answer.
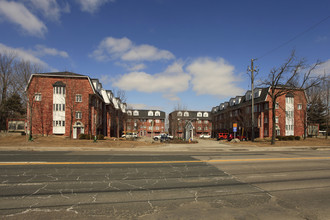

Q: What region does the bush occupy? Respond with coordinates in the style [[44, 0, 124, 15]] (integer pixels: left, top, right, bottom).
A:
[[79, 134, 86, 139], [294, 136, 301, 140], [97, 134, 105, 140], [288, 136, 295, 141], [276, 136, 283, 141]]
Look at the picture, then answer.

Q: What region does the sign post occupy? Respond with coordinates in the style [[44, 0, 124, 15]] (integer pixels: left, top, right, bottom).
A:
[[233, 123, 237, 139]]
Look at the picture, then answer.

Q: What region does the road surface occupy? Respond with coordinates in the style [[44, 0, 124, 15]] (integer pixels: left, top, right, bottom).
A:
[[0, 150, 330, 219]]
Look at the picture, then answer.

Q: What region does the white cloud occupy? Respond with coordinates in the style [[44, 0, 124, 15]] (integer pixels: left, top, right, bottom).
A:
[[113, 61, 190, 101], [313, 59, 330, 76], [127, 103, 163, 110], [128, 63, 146, 71], [121, 44, 175, 61], [0, 43, 70, 70], [33, 45, 69, 58], [90, 36, 175, 62], [76, 0, 114, 13], [0, 0, 47, 37], [0, 43, 47, 67], [28, 0, 70, 21], [187, 57, 244, 98]]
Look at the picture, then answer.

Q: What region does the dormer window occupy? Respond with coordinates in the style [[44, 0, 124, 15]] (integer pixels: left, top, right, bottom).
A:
[[246, 91, 252, 101], [254, 89, 262, 98], [148, 111, 154, 116], [127, 110, 132, 116], [177, 111, 182, 117], [133, 110, 139, 116], [184, 112, 189, 117], [197, 112, 202, 117], [155, 111, 160, 116], [203, 112, 208, 117]]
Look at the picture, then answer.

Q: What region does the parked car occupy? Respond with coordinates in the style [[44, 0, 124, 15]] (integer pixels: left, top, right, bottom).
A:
[[217, 133, 229, 140], [121, 132, 137, 138], [200, 134, 211, 138], [153, 134, 173, 141], [227, 134, 247, 141]]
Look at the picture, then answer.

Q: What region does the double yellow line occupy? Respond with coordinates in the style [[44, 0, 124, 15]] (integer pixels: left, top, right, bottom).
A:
[[1, 156, 330, 166]]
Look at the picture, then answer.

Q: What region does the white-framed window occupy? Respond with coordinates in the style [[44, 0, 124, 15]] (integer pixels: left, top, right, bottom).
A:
[[198, 120, 202, 124], [198, 127, 202, 130], [184, 112, 189, 117], [133, 110, 139, 116], [275, 116, 279, 124], [155, 111, 160, 116], [75, 94, 82, 102], [155, 119, 160, 123], [35, 93, 42, 101], [127, 110, 132, 116], [75, 111, 82, 119], [155, 126, 159, 130], [177, 111, 182, 117], [197, 112, 202, 117], [275, 102, 279, 109], [148, 111, 153, 116], [203, 112, 208, 117], [204, 120, 208, 124], [297, 104, 302, 110]]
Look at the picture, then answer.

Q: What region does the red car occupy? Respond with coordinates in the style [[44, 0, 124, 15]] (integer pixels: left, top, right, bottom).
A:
[[227, 134, 247, 141], [217, 133, 229, 140]]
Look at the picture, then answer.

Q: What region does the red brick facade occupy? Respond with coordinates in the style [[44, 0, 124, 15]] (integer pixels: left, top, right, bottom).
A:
[[169, 111, 212, 138], [211, 87, 307, 139], [26, 72, 126, 138], [125, 109, 166, 137]]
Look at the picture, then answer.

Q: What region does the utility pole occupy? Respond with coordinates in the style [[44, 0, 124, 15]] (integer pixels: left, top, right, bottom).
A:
[[248, 58, 257, 142]]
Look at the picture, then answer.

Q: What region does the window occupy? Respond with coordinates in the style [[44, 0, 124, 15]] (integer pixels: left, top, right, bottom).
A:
[[62, 104, 65, 111], [275, 102, 279, 109], [264, 103, 269, 110], [155, 119, 160, 123], [198, 127, 202, 130], [177, 112, 182, 117], [204, 120, 208, 124], [264, 117, 268, 123], [75, 94, 82, 102], [35, 93, 42, 101], [184, 112, 189, 117], [198, 120, 202, 124], [75, 111, 82, 119], [197, 112, 202, 117], [148, 111, 153, 116], [203, 112, 208, 117], [264, 128, 268, 136], [148, 119, 153, 123], [297, 104, 302, 110], [127, 111, 132, 116], [155, 111, 160, 116], [275, 116, 279, 124], [133, 110, 139, 116]]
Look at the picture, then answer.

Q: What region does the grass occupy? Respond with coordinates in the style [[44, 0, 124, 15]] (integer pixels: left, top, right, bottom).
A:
[[225, 137, 330, 147], [0, 133, 161, 148]]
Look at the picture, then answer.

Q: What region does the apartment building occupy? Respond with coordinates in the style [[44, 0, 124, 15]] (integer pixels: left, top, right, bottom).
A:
[[168, 110, 212, 139], [126, 109, 166, 137], [26, 72, 126, 139], [211, 87, 307, 139]]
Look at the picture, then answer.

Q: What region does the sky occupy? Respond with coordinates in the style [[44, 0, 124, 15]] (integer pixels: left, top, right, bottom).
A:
[[0, 0, 329, 114]]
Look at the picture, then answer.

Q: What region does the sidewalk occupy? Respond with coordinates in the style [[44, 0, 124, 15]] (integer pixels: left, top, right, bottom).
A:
[[0, 138, 329, 152]]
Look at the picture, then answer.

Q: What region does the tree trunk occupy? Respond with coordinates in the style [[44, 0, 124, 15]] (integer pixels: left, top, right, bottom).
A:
[[271, 97, 276, 145]]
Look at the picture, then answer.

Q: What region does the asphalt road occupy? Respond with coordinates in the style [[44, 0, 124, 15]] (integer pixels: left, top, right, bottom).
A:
[[0, 150, 330, 219]]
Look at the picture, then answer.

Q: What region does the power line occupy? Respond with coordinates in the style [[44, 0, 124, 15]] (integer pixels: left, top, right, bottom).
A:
[[257, 15, 330, 60]]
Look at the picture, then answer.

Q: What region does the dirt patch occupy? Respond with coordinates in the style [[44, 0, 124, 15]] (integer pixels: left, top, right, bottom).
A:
[[225, 137, 330, 147], [0, 133, 162, 148]]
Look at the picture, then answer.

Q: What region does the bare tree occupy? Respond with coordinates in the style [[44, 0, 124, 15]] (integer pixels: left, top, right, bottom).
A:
[[0, 52, 16, 131], [260, 50, 323, 144]]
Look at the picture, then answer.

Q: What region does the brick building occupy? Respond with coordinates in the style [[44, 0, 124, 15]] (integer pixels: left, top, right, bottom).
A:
[[126, 109, 166, 137], [26, 72, 127, 139], [169, 110, 212, 139], [211, 87, 307, 139]]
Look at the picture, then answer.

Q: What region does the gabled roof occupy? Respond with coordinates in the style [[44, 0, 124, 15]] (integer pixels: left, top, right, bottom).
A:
[[37, 71, 86, 77], [127, 109, 166, 119]]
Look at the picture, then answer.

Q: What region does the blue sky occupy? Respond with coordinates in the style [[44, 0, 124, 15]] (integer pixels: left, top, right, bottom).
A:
[[0, 0, 329, 113]]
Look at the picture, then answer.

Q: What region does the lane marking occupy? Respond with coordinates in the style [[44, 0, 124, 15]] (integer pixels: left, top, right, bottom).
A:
[[0, 157, 330, 166]]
